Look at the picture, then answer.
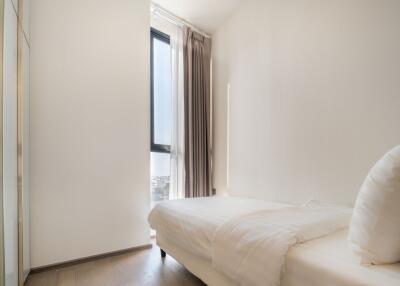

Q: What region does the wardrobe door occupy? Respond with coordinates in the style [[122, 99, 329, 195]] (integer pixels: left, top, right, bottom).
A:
[[0, 0, 4, 284], [3, 0, 18, 285], [18, 3, 30, 280]]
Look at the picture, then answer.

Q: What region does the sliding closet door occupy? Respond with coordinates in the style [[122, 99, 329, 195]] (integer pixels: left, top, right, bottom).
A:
[[0, 0, 4, 284], [20, 39, 29, 281], [0, 0, 30, 284], [3, 0, 18, 284], [18, 0, 30, 281]]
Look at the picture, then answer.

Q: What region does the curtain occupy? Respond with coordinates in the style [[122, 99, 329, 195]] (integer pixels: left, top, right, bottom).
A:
[[169, 26, 185, 199], [183, 26, 212, 198]]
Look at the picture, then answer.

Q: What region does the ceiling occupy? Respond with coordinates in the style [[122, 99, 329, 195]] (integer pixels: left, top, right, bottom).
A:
[[152, 0, 242, 34]]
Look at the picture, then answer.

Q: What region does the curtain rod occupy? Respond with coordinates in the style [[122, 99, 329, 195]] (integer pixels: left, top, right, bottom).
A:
[[150, 2, 211, 39]]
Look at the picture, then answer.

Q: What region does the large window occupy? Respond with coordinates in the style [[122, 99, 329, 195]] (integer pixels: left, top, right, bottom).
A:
[[150, 28, 172, 205]]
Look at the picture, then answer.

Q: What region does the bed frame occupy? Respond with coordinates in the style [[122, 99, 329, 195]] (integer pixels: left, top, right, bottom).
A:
[[156, 232, 236, 286]]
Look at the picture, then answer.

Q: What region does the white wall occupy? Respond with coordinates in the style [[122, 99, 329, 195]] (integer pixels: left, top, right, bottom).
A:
[[213, 0, 400, 205], [30, 0, 151, 267]]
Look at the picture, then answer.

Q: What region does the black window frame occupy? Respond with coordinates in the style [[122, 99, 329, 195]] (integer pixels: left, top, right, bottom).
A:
[[150, 28, 171, 154]]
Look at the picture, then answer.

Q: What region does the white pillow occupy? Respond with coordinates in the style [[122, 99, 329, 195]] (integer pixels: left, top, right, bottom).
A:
[[348, 145, 400, 264]]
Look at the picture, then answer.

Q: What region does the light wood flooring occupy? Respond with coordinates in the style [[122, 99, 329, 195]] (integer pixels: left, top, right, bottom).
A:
[[25, 241, 206, 286]]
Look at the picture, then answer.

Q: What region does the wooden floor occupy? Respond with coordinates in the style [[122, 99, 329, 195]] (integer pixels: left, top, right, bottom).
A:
[[25, 241, 206, 286]]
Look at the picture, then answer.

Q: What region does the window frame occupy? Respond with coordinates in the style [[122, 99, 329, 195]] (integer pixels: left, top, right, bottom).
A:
[[150, 28, 171, 154]]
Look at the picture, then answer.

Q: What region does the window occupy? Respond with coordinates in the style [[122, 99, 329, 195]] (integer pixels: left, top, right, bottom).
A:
[[151, 28, 171, 153], [150, 28, 172, 205]]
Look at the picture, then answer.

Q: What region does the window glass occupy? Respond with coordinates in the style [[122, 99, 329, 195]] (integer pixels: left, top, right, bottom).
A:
[[150, 152, 170, 206], [153, 37, 172, 147]]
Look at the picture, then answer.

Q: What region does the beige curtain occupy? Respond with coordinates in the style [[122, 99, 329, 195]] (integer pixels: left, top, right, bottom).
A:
[[183, 26, 212, 198]]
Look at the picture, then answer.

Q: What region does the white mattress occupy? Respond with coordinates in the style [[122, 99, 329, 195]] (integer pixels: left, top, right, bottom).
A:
[[149, 197, 400, 285]]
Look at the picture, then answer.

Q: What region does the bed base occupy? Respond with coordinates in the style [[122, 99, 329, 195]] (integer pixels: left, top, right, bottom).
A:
[[156, 232, 236, 286]]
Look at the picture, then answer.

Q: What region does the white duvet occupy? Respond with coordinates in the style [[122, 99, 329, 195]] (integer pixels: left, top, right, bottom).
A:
[[148, 197, 289, 259], [212, 205, 352, 286], [148, 197, 352, 286]]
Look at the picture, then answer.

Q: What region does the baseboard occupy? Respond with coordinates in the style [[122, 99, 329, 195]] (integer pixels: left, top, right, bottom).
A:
[[29, 243, 153, 274]]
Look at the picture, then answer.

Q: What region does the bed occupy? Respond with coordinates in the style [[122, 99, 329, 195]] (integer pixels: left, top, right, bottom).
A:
[[148, 197, 400, 286]]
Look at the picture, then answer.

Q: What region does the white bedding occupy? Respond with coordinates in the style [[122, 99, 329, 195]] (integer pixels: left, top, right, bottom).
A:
[[212, 205, 351, 286], [148, 197, 288, 259], [148, 197, 399, 286], [283, 229, 400, 286], [157, 229, 400, 286]]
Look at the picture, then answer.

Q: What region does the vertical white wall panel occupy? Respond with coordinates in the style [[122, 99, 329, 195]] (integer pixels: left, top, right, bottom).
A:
[[3, 0, 18, 284], [21, 33, 30, 280]]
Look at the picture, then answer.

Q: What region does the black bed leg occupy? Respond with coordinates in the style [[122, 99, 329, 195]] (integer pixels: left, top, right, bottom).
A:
[[160, 249, 166, 258]]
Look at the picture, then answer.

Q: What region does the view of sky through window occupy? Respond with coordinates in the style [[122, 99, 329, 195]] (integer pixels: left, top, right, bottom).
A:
[[153, 38, 172, 146]]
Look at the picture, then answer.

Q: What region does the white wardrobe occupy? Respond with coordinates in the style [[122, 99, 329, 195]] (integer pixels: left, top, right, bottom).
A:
[[1, 0, 30, 285]]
